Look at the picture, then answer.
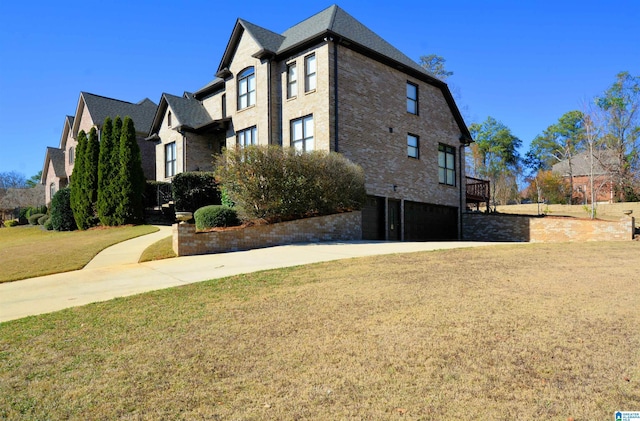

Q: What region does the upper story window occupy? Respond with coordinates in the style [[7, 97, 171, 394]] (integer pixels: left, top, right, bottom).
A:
[[291, 115, 314, 152], [287, 62, 298, 99], [69, 146, 74, 164], [237, 67, 256, 110], [167, 111, 172, 127], [237, 126, 257, 148], [438, 144, 456, 186], [165, 142, 176, 178], [49, 183, 56, 200], [304, 54, 316, 92], [407, 82, 418, 114], [407, 134, 419, 159]]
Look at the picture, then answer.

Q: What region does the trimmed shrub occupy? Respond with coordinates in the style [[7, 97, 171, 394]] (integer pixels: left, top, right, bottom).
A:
[[50, 188, 77, 231], [194, 205, 239, 230], [38, 214, 50, 226], [44, 217, 53, 230], [214, 146, 367, 221], [4, 219, 19, 228], [28, 213, 45, 225], [172, 172, 221, 213]]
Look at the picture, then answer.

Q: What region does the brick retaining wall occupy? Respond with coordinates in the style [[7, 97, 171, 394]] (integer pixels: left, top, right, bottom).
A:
[[173, 211, 362, 256], [463, 213, 635, 243]]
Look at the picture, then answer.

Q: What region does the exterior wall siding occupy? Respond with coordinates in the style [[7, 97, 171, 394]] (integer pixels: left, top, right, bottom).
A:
[[173, 211, 362, 256]]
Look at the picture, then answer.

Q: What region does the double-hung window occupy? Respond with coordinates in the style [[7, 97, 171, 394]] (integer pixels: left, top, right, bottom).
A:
[[165, 142, 176, 178], [287, 62, 297, 99], [407, 82, 418, 114], [237, 126, 257, 148], [304, 54, 316, 92], [407, 134, 419, 159], [237, 67, 256, 109], [291, 115, 314, 152], [438, 144, 456, 186]]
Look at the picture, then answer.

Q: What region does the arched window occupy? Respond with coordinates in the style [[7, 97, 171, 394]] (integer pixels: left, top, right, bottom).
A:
[[237, 67, 255, 110]]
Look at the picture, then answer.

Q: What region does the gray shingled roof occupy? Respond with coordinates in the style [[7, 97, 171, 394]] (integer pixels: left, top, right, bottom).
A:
[[280, 5, 430, 76], [239, 18, 285, 53], [164, 93, 213, 129], [552, 150, 618, 177], [238, 5, 434, 78], [48, 147, 66, 177], [82, 92, 158, 133], [41, 147, 67, 184]]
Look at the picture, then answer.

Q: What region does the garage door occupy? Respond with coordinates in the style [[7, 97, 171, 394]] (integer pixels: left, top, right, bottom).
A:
[[404, 201, 458, 241]]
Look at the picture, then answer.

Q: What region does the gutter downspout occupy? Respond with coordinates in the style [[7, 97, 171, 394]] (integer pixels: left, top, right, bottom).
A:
[[459, 140, 468, 240], [328, 36, 339, 152]]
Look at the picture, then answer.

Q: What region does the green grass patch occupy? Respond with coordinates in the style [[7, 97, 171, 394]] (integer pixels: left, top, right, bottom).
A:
[[1, 242, 639, 419], [138, 235, 176, 262], [0, 225, 157, 283]]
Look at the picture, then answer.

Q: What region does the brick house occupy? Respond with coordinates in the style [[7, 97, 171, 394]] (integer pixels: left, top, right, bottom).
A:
[[147, 5, 472, 240], [41, 92, 158, 205], [552, 150, 616, 204]]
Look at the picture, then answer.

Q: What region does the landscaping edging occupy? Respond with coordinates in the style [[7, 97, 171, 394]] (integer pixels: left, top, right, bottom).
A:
[[173, 211, 362, 256], [463, 212, 635, 242]]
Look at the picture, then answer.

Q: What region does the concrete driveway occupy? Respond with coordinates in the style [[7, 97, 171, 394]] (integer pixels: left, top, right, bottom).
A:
[[0, 227, 512, 323]]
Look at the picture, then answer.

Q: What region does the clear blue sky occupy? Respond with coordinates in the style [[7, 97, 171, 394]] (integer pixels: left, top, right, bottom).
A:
[[1, 0, 638, 179]]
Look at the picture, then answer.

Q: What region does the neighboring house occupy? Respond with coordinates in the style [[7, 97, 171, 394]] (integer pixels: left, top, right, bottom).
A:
[[552, 150, 616, 203], [41, 92, 158, 205], [0, 185, 45, 222], [147, 5, 472, 241]]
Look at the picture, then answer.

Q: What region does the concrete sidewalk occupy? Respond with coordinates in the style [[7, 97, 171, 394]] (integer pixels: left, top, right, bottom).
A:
[[0, 233, 514, 323]]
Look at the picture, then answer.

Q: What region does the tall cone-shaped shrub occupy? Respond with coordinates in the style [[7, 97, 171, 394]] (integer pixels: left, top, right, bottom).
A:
[[97, 118, 118, 225], [70, 130, 92, 229], [86, 127, 99, 216], [113, 117, 145, 224]]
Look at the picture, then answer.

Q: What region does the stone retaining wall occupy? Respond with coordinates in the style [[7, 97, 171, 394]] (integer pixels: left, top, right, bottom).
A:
[[173, 211, 362, 256], [463, 213, 635, 243]]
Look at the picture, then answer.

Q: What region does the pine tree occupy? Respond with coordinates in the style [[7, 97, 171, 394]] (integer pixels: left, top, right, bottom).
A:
[[113, 117, 145, 224]]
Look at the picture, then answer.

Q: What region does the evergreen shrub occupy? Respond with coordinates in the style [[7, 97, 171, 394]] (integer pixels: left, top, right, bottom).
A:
[[28, 213, 45, 225], [194, 205, 239, 230], [49, 188, 77, 231], [172, 172, 220, 213], [38, 214, 50, 226]]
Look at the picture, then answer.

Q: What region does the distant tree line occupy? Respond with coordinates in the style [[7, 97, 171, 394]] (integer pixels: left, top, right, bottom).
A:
[[465, 71, 640, 208]]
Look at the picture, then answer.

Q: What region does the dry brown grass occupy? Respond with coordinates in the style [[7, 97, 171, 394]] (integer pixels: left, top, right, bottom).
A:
[[0, 225, 157, 283], [1, 242, 639, 419]]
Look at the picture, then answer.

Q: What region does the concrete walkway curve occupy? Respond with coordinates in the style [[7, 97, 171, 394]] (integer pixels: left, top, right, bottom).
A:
[[0, 227, 515, 323]]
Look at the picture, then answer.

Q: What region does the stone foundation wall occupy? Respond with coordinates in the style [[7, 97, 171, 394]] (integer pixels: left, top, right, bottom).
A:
[[463, 213, 635, 243], [173, 211, 362, 256]]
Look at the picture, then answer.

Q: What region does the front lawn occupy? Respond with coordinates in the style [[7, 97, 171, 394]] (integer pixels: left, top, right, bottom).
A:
[[0, 225, 158, 283], [1, 242, 638, 419]]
